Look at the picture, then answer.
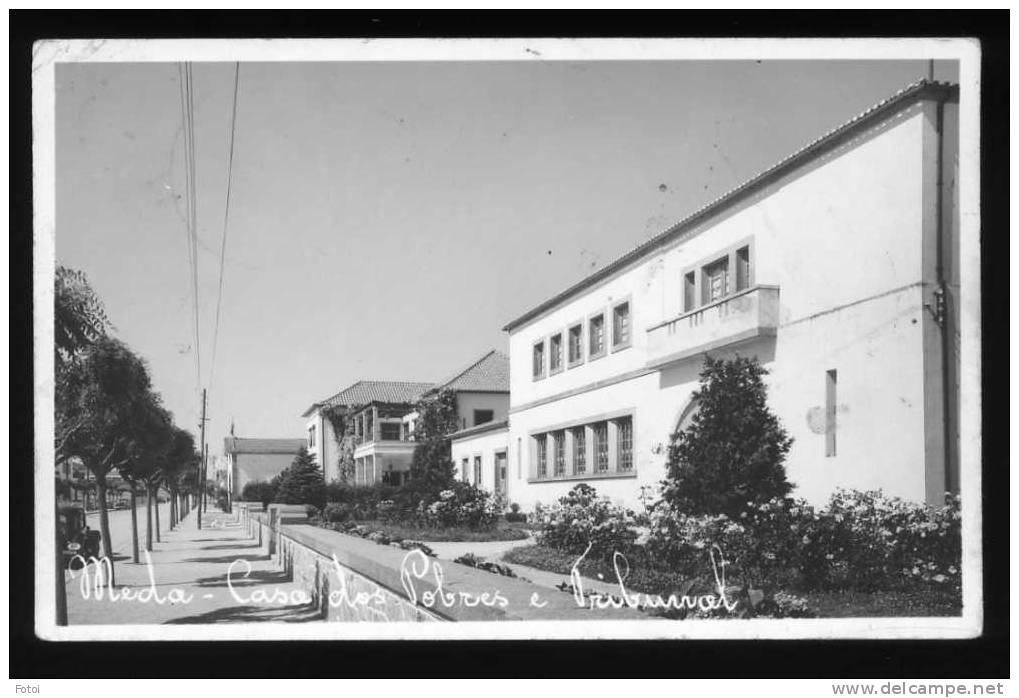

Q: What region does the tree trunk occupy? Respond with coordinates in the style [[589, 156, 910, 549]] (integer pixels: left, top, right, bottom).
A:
[[130, 486, 139, 564], [95, 475, 115, 587], [55, 498, 67, 626], [145, 484, 153, 552], [154, 488, 161, 543]]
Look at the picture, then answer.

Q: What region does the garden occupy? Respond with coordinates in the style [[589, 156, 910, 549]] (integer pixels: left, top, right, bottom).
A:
[[243, 356, 963, 619], [500, 357, 963, 619]]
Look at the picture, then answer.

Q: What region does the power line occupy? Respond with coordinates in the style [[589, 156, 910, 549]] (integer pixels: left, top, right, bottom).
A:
[[177, 62, 201, 400], [209, 62, 240, 393]]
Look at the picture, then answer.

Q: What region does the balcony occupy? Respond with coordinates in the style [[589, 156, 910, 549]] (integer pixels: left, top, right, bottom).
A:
[[645, 285, 780, 368]]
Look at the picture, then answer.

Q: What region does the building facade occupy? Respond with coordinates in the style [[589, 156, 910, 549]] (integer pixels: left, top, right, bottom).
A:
[[456, 80, 960, 511], [224, 437, 306, 499]]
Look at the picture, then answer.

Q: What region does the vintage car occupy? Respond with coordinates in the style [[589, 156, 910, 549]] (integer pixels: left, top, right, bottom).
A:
[[58, 505, 101, 566]]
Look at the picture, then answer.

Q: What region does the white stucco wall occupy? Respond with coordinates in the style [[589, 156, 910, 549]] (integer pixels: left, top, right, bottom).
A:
[[505, 99, 948, 511], [454, 392, 510, 430], [306, 411, 341, 482], [451, 428, 510, 497]]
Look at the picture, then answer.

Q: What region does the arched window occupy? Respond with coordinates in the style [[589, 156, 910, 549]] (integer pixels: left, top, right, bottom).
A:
[[675, 398, 700, 435]]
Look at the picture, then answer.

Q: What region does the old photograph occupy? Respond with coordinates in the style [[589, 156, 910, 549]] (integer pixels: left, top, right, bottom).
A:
[[32, 38, 982, 641]]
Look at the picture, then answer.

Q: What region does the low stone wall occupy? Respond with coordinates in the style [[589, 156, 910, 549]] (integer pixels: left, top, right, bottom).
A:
[[235, 503, 645, 623]]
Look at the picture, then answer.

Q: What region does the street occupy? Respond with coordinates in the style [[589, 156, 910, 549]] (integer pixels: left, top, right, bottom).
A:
[[85, 504, 163, 557]]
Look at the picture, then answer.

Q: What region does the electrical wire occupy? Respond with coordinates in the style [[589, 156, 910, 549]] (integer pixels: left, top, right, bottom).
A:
[[208, 62, 240, 394]]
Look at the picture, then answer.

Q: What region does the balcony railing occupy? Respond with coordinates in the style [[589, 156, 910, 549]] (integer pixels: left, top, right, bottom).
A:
[[645, 285, 780, 368]]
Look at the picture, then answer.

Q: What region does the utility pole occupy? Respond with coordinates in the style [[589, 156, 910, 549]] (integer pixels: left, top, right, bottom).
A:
[[198, 388, 208, 530]]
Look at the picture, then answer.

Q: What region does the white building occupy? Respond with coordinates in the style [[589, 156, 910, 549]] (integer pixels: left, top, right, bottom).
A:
[[305, 350, 510, 485], [453, 80, 960, 511]]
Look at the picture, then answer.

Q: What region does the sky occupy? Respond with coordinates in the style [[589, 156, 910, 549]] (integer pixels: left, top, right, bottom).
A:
[[54, 57, 959, 461]]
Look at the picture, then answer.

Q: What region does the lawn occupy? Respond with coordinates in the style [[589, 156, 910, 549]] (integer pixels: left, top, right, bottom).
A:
[[336, 519, 531, 543], [502, 544, 963, 618]]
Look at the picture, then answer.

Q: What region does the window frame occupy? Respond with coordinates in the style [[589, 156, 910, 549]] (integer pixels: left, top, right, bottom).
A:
[[308, 424, 316, 449], [532, 338, 546, 381], [548, 330, 565, 375], [567, 320, 585, 368], [680, 236, 755, 314], [610, 296, 632, 353], [587, 310, 607, 361]]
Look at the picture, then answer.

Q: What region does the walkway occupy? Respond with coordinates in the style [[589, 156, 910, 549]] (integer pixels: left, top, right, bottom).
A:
[[64, 507, 322, 625], [423, 534, 629, 598]]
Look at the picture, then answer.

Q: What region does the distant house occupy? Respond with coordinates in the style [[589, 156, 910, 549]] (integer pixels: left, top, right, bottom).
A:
[[417, 349, 511, 433], [302, 350, 511, 487], [303, 380, 434, 485], [224, 436, 306, 499]]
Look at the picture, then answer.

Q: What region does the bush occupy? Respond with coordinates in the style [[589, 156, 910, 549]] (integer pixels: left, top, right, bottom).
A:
[[504, 511, 527, 523], [323, 502, 353, 523], [419, 482, 499, 529], [275, 447, 327, 509], [645, 489, 962, 594], [241, 480, 276, 508], [537, 484, 638, 559], [661, 356, 793, 519]]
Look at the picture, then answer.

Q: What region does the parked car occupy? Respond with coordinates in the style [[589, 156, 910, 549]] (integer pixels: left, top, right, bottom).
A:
[[58, 504, 101, 567]]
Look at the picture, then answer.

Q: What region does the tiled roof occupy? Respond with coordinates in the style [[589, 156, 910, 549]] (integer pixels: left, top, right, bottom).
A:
[[427, 349, 510, 395], [502, 79, 960, 332], [223, 437, 306, 455], [304, 380, 434, 416]]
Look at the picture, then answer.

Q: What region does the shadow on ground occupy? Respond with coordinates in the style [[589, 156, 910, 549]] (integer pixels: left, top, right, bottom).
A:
[[179, 553, 270, 565], [192, 569, 292, 588], [163, 603, 322, 624], [200, 543, 260, 551]]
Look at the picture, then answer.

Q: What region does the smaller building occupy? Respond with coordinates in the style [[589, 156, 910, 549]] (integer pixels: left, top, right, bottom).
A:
[[450, 419, 510, 502], [224, 436, 306, 499]]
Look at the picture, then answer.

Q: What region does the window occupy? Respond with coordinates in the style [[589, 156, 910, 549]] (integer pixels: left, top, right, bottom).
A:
[[612, 301, 631, 350], [462, 458, 469, 482], [593, 422, 609, 472], [826, 370, 837, 457], [616, 417, 633, 471], [684, 272, 696, 312], [589, 313, 605, 358], [702, 256, 730, 305], [532, 340, 546, 379], [736, 245, 751, 291], [380, 422, 401, 441], [308, 425, 316, 449], [568, 323, 584, 366], [549, 333, 564, 373], [473, 409, 494, 426], [553, 431, 566, 476], [572, 427, 586, 474], [536, 435, 548, 478], [474, 456, 482, 486]]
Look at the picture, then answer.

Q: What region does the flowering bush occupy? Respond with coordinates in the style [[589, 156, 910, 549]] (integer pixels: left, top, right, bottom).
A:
[[418, 482, 499, 529], [807, 489, 961, 592], [645, 489, 961, 593], [537, 484, 638, 559]]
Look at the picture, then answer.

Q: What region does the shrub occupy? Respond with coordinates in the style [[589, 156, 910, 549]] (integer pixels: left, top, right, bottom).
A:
[[323, 502, 353, 523], [661, 356, 794, 519], [509, 502, 521, 514], [419, 482, 499, 529], [453, 552, 518, 578], [645, 489, 962, 594], [275, 447, 326, 509], [537, 484, 638, 559], [805, 489, 962, 592], [241, 480, 276, 508]]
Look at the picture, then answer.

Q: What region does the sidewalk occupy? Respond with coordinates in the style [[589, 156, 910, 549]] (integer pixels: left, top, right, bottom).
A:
[[65, 507, 322, 625]]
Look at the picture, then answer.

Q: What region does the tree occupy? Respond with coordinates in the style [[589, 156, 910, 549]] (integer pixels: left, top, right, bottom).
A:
[[660, 355, 794, 519], [274, 448, 326, 508], [409, 389, 458, 492], [116, 395, 169, 563], [60, 337, 154, 584], [55, 265, 111, 365], [159, 428, 199, 530]]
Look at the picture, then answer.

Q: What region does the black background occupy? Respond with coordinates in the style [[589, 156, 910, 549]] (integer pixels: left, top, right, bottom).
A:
[[9, 10, 1009, 679]]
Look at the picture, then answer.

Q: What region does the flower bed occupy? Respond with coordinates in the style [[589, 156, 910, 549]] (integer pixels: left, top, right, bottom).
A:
[[316, 518, 529, 543]]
